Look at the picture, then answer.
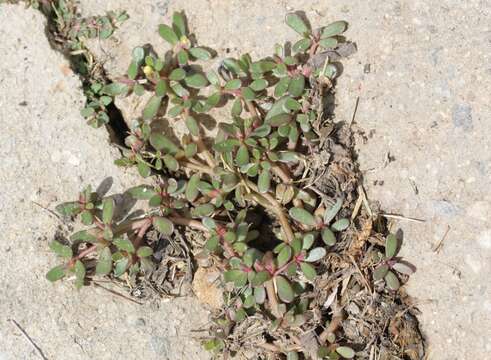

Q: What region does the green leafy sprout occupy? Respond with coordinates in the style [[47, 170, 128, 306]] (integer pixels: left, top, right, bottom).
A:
[[46, 10, 413, 359]]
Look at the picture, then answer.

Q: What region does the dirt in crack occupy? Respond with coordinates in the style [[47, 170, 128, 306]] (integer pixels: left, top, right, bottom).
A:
[[106, 102, 130, 146], [31, 0, 130, 147]]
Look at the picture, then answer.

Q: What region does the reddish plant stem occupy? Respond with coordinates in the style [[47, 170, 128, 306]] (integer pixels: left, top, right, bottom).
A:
[[68, 244, 97, 267], [168, 215, 209, 232], [248, 185, 294, 244], [132, 218, 152, 249]]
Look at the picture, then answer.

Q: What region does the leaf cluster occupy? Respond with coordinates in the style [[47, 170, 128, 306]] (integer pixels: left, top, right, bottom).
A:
[[45, 10, 411, 360]]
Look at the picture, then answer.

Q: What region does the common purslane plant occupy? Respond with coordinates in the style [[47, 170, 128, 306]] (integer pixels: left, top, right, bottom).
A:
[[47, 11, 413, 359]]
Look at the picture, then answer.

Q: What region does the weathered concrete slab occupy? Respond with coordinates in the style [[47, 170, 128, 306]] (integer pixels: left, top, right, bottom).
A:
[[0, 4, 209, 360], [79, 0, 491, 358]]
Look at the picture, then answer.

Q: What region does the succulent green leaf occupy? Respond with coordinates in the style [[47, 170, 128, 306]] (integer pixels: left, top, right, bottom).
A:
[[254, 286, 266, 304], [158, 24, 179, 45], [193, 203, 215, 217], [149, 133, 179, 154], [80, 107, 95, 118], [250, 78, 268, 91], [186, 174, 200, 201], [289, 207, 316, 226], [276, 275, 294, 303], [205, 235, 219, 251], [224, 79, 242, 90], [251, 271, 271, 287], [321, 227, 336, 246], [213, 139, 240, 153], [288, 75, 305, 97], [101, 82, 128, 96], [55, 202, 81, 217], [185, 116, 200, 137], [96, 247, 112, 275], [324, 198, 343, 224], [331, 218, 349, 232], [189, 47, 212, 60], [184, 143, 198, 158], [384, 270, 400, 290], [153, 217, 174, 235], [46, 265, 65, 282], [317, 347, 330, 358], [137, 162, 151, 178], [241, 87, 256, 100], [169, 68, 186, 81], [284, 97, 301, 111], [132, 47, 145, 64], [137, 246, 154, 258], [142, 95, 162, 120], [127, 185, 156, 200], [236, 145, 249, 166], [321, 21, 348, 38], [127, 61, 138, 79], [300, 262, 316, 280], [49, 240, 73, 258], [250, 124, 271, 137], [206, 70, 220, 86], [243, 294, 255, 308], [291, 238, 302, 255], [292, 38, 312, 53], [113, 257, 129, 277], [231, 97, 243, 116], [268, 113, 291, 127], [265, 96, 290, 122], [223, 58, 243, 75], [185, 73, 208, 88], [285, 13, 310, 35], [155, 79, 168, 96], [113, 238, 135, 253], [250, 60, 276, 73], [277, 245, 292, 267], [373, 264, 389, 280], [177, 49, 189, 65], [161, 154, 178, 171], [274, 76, 290, 97], [304, 247, 326, 262], [74, 260, 86, 289], [224, 269, 247, 288], [336, 346, 355, 359], [319, 37, 338, 49], [70, 230, 97, 243], [202, 217, 216, 230], [133, 83, 145, 96], [277, 151, 298, 163], [172, 11, 186, 37], [302, 233, 315, 250], [102, 198, 114, 224], [385, 234, 399, 258], [257, 169, 271, 193]]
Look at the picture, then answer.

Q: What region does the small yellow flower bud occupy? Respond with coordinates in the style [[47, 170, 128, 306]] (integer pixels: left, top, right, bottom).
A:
[[143, 65, 154, 76]]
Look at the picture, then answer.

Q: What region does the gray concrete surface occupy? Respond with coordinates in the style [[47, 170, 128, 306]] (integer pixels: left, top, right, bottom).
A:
[[0, 0, 490, 359], [0, 4, 209, 360]]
